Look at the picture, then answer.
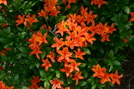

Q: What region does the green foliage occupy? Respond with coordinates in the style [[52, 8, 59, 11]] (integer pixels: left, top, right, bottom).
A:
[[0, 0, 134, 89]]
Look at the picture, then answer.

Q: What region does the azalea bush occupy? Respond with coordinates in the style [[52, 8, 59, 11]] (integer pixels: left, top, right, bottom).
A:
[[0, 0, 134, 89]]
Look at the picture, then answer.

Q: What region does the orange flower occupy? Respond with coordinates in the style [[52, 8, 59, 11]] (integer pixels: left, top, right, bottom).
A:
[[38, 9, 47, 17], [56, 20, 69, 36], [65, 36, 79, 49], [41, 59, 52, 71], [63, 0, 77, 9], [60, 64, 73, 77], [32, 76, 40, 83], [51, 37, 65, 50], [85, 33, 96, 45], [99, 73, 111, 84], [91, 64, 106, 78], [57, 47, 72, 62], [91, 64, 111, 84], [25, 14, 39, 26], [0, 47, 10, 56], [29, 44, 42, 59], [72, 71, 84, 85], [1, 23, 8, 27], [129, 12, 134, 22], [47, 51, 55, 62], [15, 15, 25, 26], [90, 0, 107, 9], [50, 78, 64, 89], [0, 81, 14, 89], [29, 31, 48, 46], [110, 70, 123, 85], [68, 60, 81, 71], [123, 38, 128, 43], [0, 0, 7, 5], [43, 0, 60, 16], [84, 10, 98, 24], [101, 34, 110, 42], [74, 48, 86, 60]]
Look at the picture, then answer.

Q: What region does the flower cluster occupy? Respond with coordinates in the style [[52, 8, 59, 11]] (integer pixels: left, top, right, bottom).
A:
[[28, 31, 48, 59], [91, 64, 123, 85]]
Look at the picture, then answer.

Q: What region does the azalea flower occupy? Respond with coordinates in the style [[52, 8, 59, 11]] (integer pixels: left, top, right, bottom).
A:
[[50, 78, 64, 89]]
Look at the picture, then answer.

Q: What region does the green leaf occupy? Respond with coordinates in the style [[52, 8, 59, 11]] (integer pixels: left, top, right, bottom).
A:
[[41, 51, 46, 59], [0, 16, 5, 24], [0, 38, 8, 44], [83, 71, 88, 78], [22, 86, 29, 89], [44, 80, 50, 89], [83, 47, 91, 55], [108, 61, 113, 72], [83, 0, 90, 6], [113, 60, 121, 65], [79, 81, 87, 86], [79, 63, 86, 67], [122, 6, 130, 14], [108, 50, 114, 58], [14, 74, 19, 81], [39, 70, 47, 79], [56, 71, 60, 78], [58, 16, 66, 21], [18, 47, 27, 52], [91, 84, 97, 89]]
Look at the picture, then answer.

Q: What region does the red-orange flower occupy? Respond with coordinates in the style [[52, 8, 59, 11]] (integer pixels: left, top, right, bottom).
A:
[[123, 38, 128, 43], [32, 76, 40, 83], [129, 12, 134, 22], [60, 64, 73, 77], [74, 48, 86, 60], [110, 70, 123, 85], [0, 81, 14, 89], [38, 9, 47, 17], [65, 36, 79, 49], [68, 60, 81, 71], [25, 14, 39, 26], [63, 0, 77, 9], [51, 37, 65, 50], [57, 47, 72, 62], [91, 64, 107, 78], [50, 78, 64, 89], [72, 71, 84, 85], [29, 44, 42, 59], [0, 0, 7, 5], [90, 0, 107, 9], [15, 15, 25, 26], [91, 64, 111, 84], [47, 51, 55, 62], [41, 59, 52, 71]]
